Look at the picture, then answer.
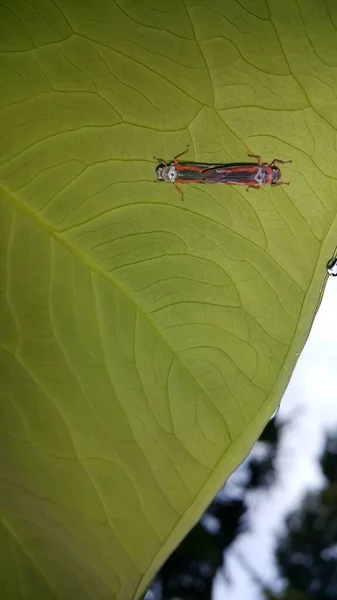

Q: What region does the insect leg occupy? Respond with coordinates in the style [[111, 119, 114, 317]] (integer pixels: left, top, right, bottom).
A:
[[273, 181, 290, 186], [154, 145, 190, 166], [246, 184, 261, 191], [173, 145, 190, 163], [174, 182, 184, 200], [269, 159, 292, 167], [153, 156, 167, 164], [247, 150, 262, 165]]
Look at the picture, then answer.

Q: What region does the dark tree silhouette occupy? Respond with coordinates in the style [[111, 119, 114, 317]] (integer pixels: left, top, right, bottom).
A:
[[156, 497, 246, 600], [276, 431, 337, 600], [246, 416, 284, 490], [148, 416, 283, 600]]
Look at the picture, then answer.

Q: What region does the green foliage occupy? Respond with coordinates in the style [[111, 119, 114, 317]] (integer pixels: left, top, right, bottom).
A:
[[0, 1, 337, 599]]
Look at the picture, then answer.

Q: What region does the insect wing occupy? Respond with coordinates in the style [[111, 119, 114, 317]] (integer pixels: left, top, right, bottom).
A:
[[175, 162, 220, 182], [177, 162, 224, 169], [202, 165, 259, 184]]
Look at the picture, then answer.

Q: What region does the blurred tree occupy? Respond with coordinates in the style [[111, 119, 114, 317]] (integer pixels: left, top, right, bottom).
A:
[[246, 416, 284, 490], [276, 431, 337, 600], [148, 416, 283, 600], [157, 497, 246, 600]]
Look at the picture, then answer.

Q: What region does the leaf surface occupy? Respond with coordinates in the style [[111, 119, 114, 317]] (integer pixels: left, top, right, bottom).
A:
[[1, 0, 337, 598]]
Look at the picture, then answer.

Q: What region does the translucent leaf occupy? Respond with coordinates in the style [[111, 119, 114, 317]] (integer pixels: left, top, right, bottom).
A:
[[1, 0, 336, 598]]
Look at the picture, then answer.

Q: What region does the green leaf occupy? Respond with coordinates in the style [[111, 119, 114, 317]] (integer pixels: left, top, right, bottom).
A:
[[1, 0, 336, 598]]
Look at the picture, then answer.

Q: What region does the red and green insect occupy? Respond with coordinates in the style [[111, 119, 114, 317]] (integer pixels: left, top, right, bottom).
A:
[[154, 147, 291, 198]]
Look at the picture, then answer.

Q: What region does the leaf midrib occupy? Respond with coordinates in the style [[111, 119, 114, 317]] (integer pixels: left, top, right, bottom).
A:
[[1, 185, 231, 429]]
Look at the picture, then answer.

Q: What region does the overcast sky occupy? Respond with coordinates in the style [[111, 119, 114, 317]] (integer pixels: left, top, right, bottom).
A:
[[215, 277, 337, 600]]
